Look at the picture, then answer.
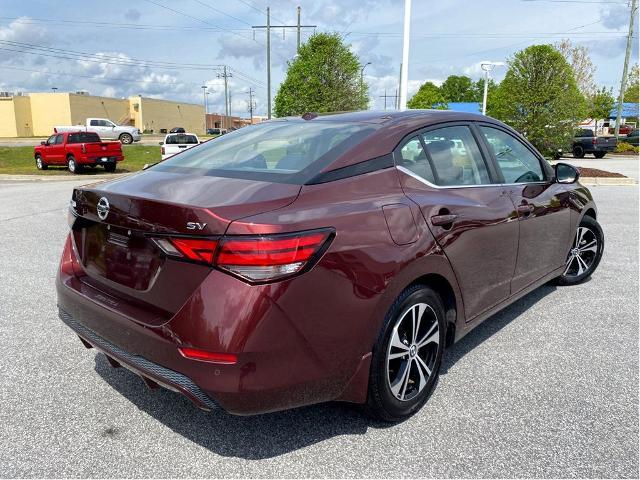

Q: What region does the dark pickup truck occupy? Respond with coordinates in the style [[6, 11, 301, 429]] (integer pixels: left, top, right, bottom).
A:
[[573, 129, 617, 158]]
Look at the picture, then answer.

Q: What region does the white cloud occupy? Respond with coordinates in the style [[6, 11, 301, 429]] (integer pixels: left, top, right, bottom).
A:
[[0, 17, 54, 65], [599, 5, 635, 29]]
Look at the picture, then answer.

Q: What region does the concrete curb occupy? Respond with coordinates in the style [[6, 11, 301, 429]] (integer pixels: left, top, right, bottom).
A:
[[0, 173, 128, 182], [579, 177, 638, 186]]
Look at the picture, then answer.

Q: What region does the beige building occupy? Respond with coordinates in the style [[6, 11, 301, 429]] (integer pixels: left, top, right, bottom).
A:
[[0, 92, 205, 137]]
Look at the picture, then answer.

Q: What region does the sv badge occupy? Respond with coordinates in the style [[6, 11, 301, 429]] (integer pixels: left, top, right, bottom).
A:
[[186, 222, 207, 231]]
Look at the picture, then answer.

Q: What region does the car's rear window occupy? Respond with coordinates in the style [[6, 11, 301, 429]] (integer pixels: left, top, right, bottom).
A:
[[152, 121, 378, 183], [166, 134, 198, 144], [68, 132, 101, 143]]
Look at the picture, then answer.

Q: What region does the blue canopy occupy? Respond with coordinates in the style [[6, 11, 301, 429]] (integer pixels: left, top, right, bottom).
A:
[[609, 102, 639, 119], [446, 102, 482, 114]]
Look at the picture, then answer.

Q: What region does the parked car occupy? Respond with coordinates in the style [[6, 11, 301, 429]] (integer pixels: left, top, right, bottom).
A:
[[54, 118, 141, 144], [572, 128, 616, 158], [169, 127, 186, 134], [625, 129, 639, 147], [57, 110, 603, 421], [35, 131, 123, 173], [160, 132, 200, 160], [206, 128, 227, 135], [616, 124, 634, 136]]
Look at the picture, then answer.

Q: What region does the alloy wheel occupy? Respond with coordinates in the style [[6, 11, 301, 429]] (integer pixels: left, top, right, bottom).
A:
[[386, 302, 439, 402], [564, 226, 598, 277]]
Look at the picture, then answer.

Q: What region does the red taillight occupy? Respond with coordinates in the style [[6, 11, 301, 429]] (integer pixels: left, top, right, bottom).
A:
[[161, 146, 165, 155], [153, 237, 217, 264], [592, 138, 597, 145], [153, 229, 333, 282], [216, 230, 332, 282], [178, 347, 237, 364]]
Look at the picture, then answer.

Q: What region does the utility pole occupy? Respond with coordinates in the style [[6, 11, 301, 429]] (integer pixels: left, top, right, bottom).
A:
[[297, 6, 301, 51], [217, 66, 232, 129], [253, 6, 316, 118], [247, 88, 255, 123], [228, 90, 233, 123], [201, 85, 207, 132], [397, 64, 402, 109], [399, 0, 411, 110], [614, 0, 637, 138]]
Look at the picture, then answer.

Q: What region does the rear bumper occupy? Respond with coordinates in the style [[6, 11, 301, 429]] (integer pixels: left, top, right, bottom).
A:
[[58, 307, 220, 411], [56, 234, 374, 415], [81, 156, 124, 164]]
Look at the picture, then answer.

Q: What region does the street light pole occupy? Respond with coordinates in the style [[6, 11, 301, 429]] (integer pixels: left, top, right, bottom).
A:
[[399, 0, 411, 110], [360, 62, 372, 107], [480, 61, 504, 115]]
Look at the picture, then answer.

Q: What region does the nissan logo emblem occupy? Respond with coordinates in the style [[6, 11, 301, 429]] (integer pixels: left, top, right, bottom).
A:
[[97, 197, 110, 221]]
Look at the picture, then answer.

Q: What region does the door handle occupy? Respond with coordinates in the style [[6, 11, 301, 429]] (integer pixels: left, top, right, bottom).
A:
[[430, 214, 458, 227], [517, 204, 535, 215]]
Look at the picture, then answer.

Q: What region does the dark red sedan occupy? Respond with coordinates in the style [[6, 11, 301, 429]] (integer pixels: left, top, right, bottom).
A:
[[57, 110, 604, 421]]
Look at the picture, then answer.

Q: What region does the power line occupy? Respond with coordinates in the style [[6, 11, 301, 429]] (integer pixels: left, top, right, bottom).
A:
[[0, 16, 254, 32], [190, 0, 255, 27], [411, 18, 609, 65], [140, 0, 266, 48], [0, 39, 267, 88]]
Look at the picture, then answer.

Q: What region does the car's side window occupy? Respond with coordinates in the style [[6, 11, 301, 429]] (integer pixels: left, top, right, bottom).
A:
[[46, 135, 56, 145], [53, 134, 63, 144], [398, 137, 435, 184], [480, 126, 545, 183], [421, 126, 490, 186]]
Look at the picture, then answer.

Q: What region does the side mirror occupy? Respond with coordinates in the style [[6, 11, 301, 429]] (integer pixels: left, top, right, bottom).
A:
[[555, 163, 580, 184], [159, 142, 164, 145], [40, 141, 46, 145]]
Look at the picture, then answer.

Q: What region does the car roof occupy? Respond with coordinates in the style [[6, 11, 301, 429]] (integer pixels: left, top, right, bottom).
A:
[[276, 109, 488, 125]]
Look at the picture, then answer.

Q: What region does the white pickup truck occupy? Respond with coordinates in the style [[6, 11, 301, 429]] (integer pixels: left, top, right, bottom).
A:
[[54, 118, 141, 144], [160, 132, 200, 160]]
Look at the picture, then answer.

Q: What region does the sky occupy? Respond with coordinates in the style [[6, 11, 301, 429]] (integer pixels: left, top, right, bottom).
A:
[[0, 0, 638, 117]]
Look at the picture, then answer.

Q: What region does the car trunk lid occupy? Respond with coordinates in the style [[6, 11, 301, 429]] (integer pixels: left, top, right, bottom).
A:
[[69, 171, 301, 321]]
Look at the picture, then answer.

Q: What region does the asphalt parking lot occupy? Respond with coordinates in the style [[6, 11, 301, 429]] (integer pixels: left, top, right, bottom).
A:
[[0, 180, 637, 478]]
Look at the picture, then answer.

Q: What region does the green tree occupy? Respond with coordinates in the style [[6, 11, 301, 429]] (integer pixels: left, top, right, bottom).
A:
[[440, 75, 475, 102], [623, 63, 639, 103], [407, 81, 446, 109], [273, 33, 368, 117], [587, 87, 615, 132], [491, 44, 587, 156], [472, 78, 499, 112]]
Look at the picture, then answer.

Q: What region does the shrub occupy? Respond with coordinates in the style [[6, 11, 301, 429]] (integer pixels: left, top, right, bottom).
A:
[[615, 142, 639, 153]]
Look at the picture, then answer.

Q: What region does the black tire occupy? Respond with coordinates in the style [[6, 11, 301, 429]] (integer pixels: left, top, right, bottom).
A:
[[35, 155, 47, 170], [67, 156, 82, 174], [594, 151, 606, 159], [366, 284, 446, 422], [119, 133, 133, 145], [573, 145, 585, 158], [555, 215, 604, 286], [104, 163, 116, 173]]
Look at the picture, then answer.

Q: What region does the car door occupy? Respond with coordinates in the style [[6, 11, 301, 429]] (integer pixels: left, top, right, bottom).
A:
[[396, 123, 520, 321], [477, 124, 572, 293], [49, 134, 65, 164], [89, 119, 113, 139]]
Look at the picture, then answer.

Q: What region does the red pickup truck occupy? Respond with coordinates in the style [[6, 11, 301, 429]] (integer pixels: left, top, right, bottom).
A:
[[34, 131, 124, 173]]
